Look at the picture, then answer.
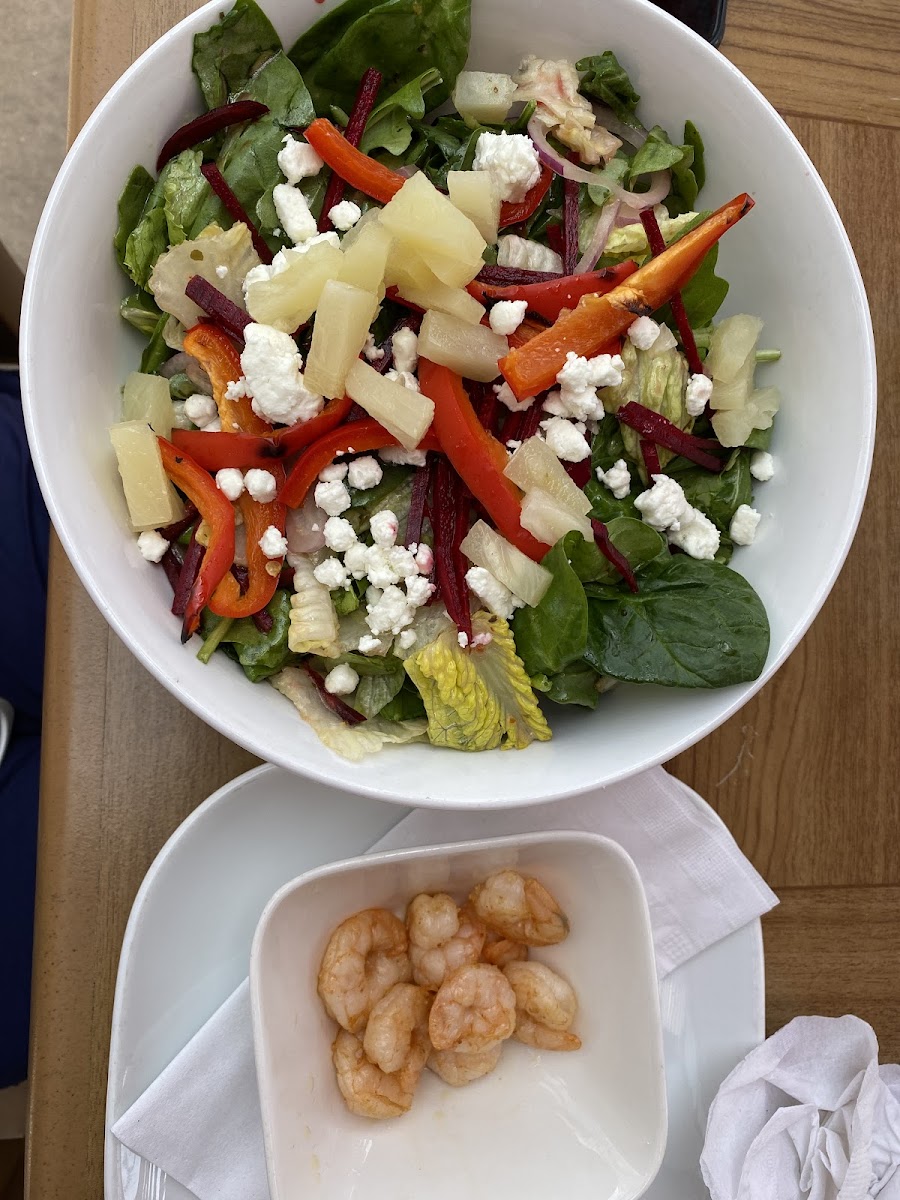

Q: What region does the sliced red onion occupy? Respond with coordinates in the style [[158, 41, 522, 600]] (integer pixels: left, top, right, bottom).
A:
[[575, 198, 620, 274], [588, 102, 648, 149], [285, 491, 326, 555]]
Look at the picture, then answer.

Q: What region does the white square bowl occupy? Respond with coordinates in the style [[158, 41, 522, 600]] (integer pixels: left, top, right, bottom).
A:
[[250, 831, 666, 1200]]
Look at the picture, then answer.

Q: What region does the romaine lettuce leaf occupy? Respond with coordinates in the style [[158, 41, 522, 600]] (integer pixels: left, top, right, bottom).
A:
[[114, 164, 154, 269], [200, 589, 297, 682], [191, 0, 282, 110]]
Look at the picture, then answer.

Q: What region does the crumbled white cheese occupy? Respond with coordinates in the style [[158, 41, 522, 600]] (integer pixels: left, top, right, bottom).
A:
[[358, 634, 384, 655], [314, 556, 351, 589], [366, 583, 416, 635], [391, 327, 418, 375], [240, 323, 324, 426], [488, 299, 528, 336], [387, 546, 419, 579], [379, 447, 427, 467], [369, 510, 399, 548], [596, 458, 631, 500], [183, 393, 218, 428], [750, 451, 775, 482], [244, 469, 278, 503], [202, 417, 222, 433], [627, 316, 661, 351], [634, 474, 721, 560], [347, 455, 383, 490], [242, 240, 338, 294], [314, 479, 352, 516], [494, 380, 534, 412], [497, 234, 563, 274], [458, 632, 470, 649], [318, 461, 349, 483], [344, 543, 368, 579], [215, 467, 245, 502], [465, 566, 523, 622], [323, 663, 359, 695], [277, 135, 324, 184], [363, 546, 401, 588], [730, 504, 761, 546], [258, 525, 288, 559], [413, 543, 433, 573], [473, 131, 541, 203], [685, 372, 713, 417], [541, 416, 591, 462], [215, 264, 229, 279], [506, 439, 522, 452], [137, 530, 169, 563], [272, 183, 317, 245], [225, 377, 249, 400], [397, 629, 417, 650], [363, 333, 385, 363], [322, 516, 358, 553], [384, 368, 419, 392], [405, 574, 434, 608], [328, 200, 362, 231], [668, 508, 720, 560]]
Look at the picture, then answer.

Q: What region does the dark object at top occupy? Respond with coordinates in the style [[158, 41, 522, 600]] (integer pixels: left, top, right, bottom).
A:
[[651, 0, 727, 46]]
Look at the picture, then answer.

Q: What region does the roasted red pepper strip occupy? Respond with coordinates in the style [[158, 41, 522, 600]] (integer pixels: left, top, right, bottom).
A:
[[467, 262, 637, 323], [208, 464, 286, 619], [182, 323, 271, 436], [418, 359, 550, 563], [158, 438, 235, 640], [498, 165, 554, 229], [279, 418, 440, 508], [304, 118, 405, 205], [170, 396, 353, 470], [500, 194, 755, 399]]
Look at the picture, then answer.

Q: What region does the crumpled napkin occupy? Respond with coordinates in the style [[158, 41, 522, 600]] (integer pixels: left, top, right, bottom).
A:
[[701, 1015, 900, 1199]]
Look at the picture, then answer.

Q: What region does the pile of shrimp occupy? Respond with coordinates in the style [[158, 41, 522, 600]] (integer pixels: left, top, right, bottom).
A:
[[317, 868, 581, 1120]]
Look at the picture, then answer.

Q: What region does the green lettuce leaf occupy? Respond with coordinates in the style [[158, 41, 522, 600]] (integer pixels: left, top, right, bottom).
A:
[[122, 150, 209, 287], [201, 589, 297, 681], [360, 68, 442, 156], [575, 51, 641, 126], [566, 521, 667, 585], [628, 125, 687, 183], [288, 0, 470, 117], [667, 120, 705, 216], [120, 290, 163, 337], [542, 664, 601, 709], [139, 313, 170, 374], [512, 535, 588, 678], [192, 0, 282, 110], [114, 164, 154, 269], [161, 150, 209, 245]]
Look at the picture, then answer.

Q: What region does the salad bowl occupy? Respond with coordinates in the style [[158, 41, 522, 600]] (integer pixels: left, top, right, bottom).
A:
[[21, 0, 875, 807]]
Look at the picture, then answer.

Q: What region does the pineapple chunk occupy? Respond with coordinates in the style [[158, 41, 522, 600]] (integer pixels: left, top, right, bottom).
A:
[[504, 436, 592, 516], [379, 173, 485, 289], [419, 310, 507, 382], [245, 240, 343, 332], [345, 360, 434, 450], [451, 71, 517, 126], [122, 372, 173, 438], [399, 276, 484, 325], [519, 488, 592, 546], [304, 280, 379, 399], [384, 244, 436, 293], [448, 171, 501, 244], [338, 218, 392, 296], [109, 421, 184, 532], [460, 520, 552, 606]]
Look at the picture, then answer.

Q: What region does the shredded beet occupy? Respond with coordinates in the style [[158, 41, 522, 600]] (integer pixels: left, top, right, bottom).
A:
[[160, 545, 184, 593], [476, 387, 501, 435], [562, 179, 579, 276], [231, 563, 250, 594], [252, 608, 274, 633], [156, 100, 269, 171], [617, 402, 726, 472], [318, 67, 383, 231], [592, 518, 638, 593], [432, 458, 472, 640], [201, 162, 273, 264], [640, 439, 661, 479], [306, 666, 366, 724], [476, 265, 563, 286], [384, 287, 426, 314], [278, 566, 294, 589], [505, 398, 545, 444], [159, 501, 198, 542], [546, 224, 565, 258], [172, 528, 204, 618], [565, 458, 592, 488], [406, 453, 433, 547], [639, 208, 705, 377], [185, 275, 252, 341]]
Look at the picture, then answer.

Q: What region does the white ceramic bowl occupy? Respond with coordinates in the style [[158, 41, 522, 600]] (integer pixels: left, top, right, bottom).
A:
[[250, 831, 666, 1200], [21, 0, 875, 807]]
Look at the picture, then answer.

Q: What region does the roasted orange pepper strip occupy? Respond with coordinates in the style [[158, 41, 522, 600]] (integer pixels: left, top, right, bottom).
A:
[[500, 194, 755, 399], [418, 359, 550, 563], [304, 118, 405, 205], [498, 164, 553, 229], [158, 438, 235, 639], [468, 261, 638, 322], [208, 463, 286, 619], [279, 418, 440, 509], [182, 323, 271, 435]]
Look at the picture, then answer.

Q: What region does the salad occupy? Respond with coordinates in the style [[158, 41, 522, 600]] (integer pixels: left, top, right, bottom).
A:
[[110, 0, 779, 760]]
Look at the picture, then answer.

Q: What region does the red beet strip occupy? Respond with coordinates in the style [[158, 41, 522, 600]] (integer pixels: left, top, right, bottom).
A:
[[159, 501, 198, 542], [432, 458, 472, 640], [639, 208, 705, 377], [306, 666, 366, 724], [201, 162, 273, 264], [185, 275, 252, 341], [617, 402, 726, 472], [318, 67, 383, 232], [157, 100, 269, 171], [564, 458, 592, 488], [172, 528, 205, 619], [476, 265, 563, 286], [562, 178, 579, 275], [505, 398, 545, 444], [591, 519, 638, 593], [640, 439, 661, 479], [160, 545, 185, 593], [252, 608, 274, 633], [405, 453, 434, 547]]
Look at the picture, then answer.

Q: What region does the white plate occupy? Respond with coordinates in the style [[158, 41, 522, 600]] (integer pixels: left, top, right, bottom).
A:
[[105, 765, 764, 1199]]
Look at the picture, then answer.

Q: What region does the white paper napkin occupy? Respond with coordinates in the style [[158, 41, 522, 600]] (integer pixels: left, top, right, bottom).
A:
[[113, 765, 777, 1200], [701, 1015, 900, 1199]]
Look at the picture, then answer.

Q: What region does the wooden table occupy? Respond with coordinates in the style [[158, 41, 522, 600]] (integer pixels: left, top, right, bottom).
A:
[[26, 0, 900, 1194]]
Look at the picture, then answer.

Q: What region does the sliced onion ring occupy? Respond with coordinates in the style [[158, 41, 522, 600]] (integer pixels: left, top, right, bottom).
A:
[[588, 101, 648, 149], [575, 199, 620, 274]]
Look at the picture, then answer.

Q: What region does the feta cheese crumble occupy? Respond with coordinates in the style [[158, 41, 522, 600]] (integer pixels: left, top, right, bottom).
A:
[[413, 543, 433, 573], [358, 634, 384, 655], [397, 629, 417, 650], [488, 299, 528, 336], [465, 566, 523, 622], [202, 418, 222, 433], [541, 416, 591, 462], [379, 447, 427, 467], [363, 333, 385, 363], [370, 510, 399, 548], [277, 135, 324, 184], [314, 479, 352, 516], [391, 327, 418, 375], [272, 183, 317, 245], [314, 557, 351, 589], [347, 456, 382, 490], [634, 474, 721, 561], [323, 663, 359, 695], [494, 380, 534, 412], [215, 467, 244, 502], [473, 131, 541, 203], [328, 200, 362, 231], [258, 525, 288, 559], [366, 584, 416, 635], [322, 516, 358, 553], [240, 323, 323, 426], [385, 368, 419, 392], [183, 393, 218, 428], [750, 451, 775, 482], [685, 372, 713, 417], [730, 504, 761, 546], [244, 469, 278, 503], [627, 316, 661, 351], [215, 264, 229, 279], [318, 462, 348, 483], [137, 530, 169, 562], [596, 458, 631, 500]]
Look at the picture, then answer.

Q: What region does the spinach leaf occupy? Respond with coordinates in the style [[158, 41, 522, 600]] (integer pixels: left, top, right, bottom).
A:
[[585, 414, 638, 519], [120, 290, 163, 337], [568, 519, 667, 585], [628, 125, 686, 183], [353, 670, 406, 717], [114, 165, 154, 269], [670, 451, 752, 534], [745, 423, 773, 451], [575, 52, 641, 126], [289, 0, 470, 117], [512, 534, 588, 677], [544, 663, 601, 709], [584, 556, 769, 688], [203, 590, 296, 681], [139, 314, 171, 374], [667, 120, 705, 216], [192, 0, 282, 110], [360, 68, 442, 156], [310, 651, 407, 677]]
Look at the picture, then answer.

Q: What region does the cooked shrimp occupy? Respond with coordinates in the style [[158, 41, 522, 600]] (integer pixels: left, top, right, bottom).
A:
[[469, 870, 569, 947], [332, 1028, 422, 1119], [318, 908, 411, 1033], [428, 1042, 503, 1086], [407, 894, 486, 990], [480, 926, 529, 968], [504, 960, 581, 1052], [363, 983, 432, 1075], [428, 963, 516, 1053]]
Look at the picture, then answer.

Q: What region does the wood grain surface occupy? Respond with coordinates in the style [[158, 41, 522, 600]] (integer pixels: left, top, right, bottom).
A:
[[26, 0, 900, 1194]]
